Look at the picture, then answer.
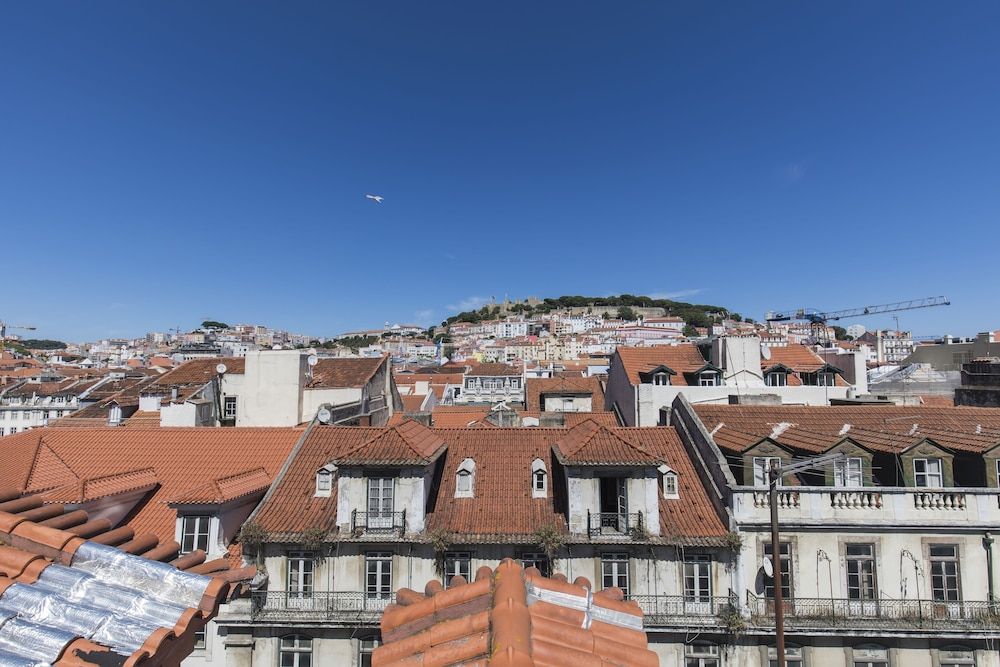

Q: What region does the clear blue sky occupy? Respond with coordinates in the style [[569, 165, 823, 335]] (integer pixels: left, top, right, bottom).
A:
[[3, 2, 998, 342]]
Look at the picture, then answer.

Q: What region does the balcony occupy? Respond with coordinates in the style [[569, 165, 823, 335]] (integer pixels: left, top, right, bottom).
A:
[[351, 509, 406, 536], [251, 591, 395, 623], [629, 594, 738, 628], [747, 593, 1000, 631], [586, 511, 644, 538], [732, 486, 1000, 527]]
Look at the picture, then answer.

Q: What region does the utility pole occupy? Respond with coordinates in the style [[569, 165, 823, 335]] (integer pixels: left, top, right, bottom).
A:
[[767, 452, 847, 667]]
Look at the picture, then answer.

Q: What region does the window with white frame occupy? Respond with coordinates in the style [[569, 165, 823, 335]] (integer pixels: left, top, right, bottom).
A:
[[358, 637, 380, 667], [653, 373, 670, 386], [315, 465, 335, 497], [818, 371, 836, 386], [846, 544, 877, 601], [768, 645, 803, 667], [851, 645, 888, 667], [659, 464, 679, 499], [601, 553, 629, 597], [366, 552, 393, 599], [443, 551, 471, 587], [937, 647, 975, 667], [287, 552, 314, 598], [684, 555, 712, 601], [834, 457, 864, 487], [180, 515, 210, 554], [279, 635, 312, 667], [698, 372, 719, 387], [531, 458, 547, 498], [930, 544, 961, 602], [455, 458, 476, 498], [520, 551, 550, 577], [763, 542, 792, 599], [765, 371, 787, 387], [223, 396, 237, 420], [753, 456, 782, 487], [685, 643, 721, 667], [913, 457, 944, 487]]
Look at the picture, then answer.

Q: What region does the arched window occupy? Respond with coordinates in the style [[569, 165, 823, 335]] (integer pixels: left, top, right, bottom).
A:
[[279, 635, 312, 667], [315, 464, 336, 498], [455, 458, 476, 498], [531, 458, 547, 498]]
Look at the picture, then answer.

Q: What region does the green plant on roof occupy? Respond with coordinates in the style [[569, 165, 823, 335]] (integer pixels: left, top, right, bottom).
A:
[[429, 528, 454, 574], [533, 524, 565, 567]]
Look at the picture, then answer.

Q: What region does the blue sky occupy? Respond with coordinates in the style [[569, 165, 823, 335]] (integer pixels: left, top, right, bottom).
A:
[[2, 2, 998, 342]]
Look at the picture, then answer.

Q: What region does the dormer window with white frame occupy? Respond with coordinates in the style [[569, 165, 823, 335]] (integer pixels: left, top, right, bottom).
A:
[[455, 458, 476, 498], [315, 463, 336, 498], [659, 464, 679, 499], [653, 372, 670, 386], [531, 458, 548, 498]]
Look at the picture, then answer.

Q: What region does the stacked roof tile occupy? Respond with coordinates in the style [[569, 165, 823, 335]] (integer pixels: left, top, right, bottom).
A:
[[373, 559, 658, 667], [0, 491, 246, 665]]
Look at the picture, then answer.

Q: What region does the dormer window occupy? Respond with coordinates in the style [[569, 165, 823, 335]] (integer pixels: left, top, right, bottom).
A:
[[531, 458, 548, 498], [455, 458, 476, 498], [315, 464, 336, 498], [180, 515, 211, 554], [765, 371, 787, 387], [653, 373, 670, 386], [108, 404, 122, 426], [658, 464, 679, 499], [698, 372, 719, 387], [817, 372, 836, 386]]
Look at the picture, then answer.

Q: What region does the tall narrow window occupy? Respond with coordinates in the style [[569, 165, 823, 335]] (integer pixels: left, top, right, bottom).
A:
[[367, 477, 394, 529], [455, 458, 475, 498], [914, 458, 944, 487], [520, 551, 550, 577], [279, 635, 312, 667], [358, 637, 380, 667], [180, 515, 210, 554], [930, 545, 961, 601], [287, 552, 314, 599], [685, 643, 720, 667], [366, 552, 393, 600], [684, 555, 712, 602], [443, 551, 471, 588], [223, 396, 237, 420], [846, 544, 877, 601], [753, 457, 782, 487], [834, 457, 864, 487], [763, 542, 792, 599], [531, 458, 547, 498], [601, 553, 630, 597]]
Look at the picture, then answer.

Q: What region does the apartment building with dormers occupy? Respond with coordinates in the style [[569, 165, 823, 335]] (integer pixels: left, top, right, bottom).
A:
[[215, 418, 736, 666], [677, 398, 1000, 667]]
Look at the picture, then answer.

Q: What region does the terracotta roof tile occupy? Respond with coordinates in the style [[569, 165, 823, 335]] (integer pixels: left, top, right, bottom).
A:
[[552, 420, 660, 465], [524, 377, 605, 412], [307, 354, 387, 388], [465, 363, 521, 377], [0, 427, 302, 541], [44, 468, 159, 503], [168, 467, 272, 505], [374, 559, 658, 667], [338, 421, 448, 465], [151, 357, 245, 385], [616, 346, 708, 386]]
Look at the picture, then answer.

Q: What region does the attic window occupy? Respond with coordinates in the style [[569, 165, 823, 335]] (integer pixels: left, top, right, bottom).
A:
[[455, 458, 476, 498], [698, 372, 720, 387], [315, 464, 336, 498], [658, 464, 679, 499], [653, 373, 670, 386], [765, 371, 787, 387], [531, 458, 548, 498]]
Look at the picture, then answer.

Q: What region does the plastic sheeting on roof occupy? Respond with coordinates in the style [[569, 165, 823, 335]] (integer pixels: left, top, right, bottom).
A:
[[0, 612, 78, 664]]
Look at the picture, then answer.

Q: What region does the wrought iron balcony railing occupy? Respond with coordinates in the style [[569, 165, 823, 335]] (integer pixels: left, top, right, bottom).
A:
[[586, 510, 644, 537], [351, 509, 406, 535], [251, 591, 396, 622], [747, 593, 1000, 631], [628, 594, 739, 627]]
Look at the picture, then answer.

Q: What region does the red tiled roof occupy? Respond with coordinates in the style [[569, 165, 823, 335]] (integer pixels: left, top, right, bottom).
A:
[[374, 559, 658, 667], [168, 467, 272, 505], [466, 363, 521, 377], [0, 427, 303, 542], [524, 377, 605, 411], [763, 345, 847, 386], [44, 467, 159, 504], [338, 421, 447, 465], [0, 491, 247, 665], [694, 404, 1000, 455], [401, 394, 428, 412], [151, 357, 245, 386], [552, 420, 660, 466], [308, 354, 388, 389], [616, 345, 708, 386]]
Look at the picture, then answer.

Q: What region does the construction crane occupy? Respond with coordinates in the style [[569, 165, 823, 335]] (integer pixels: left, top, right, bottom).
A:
[[0, 321, 37, 354], [765, 297, 950, 346], [766, 296, 950, 325]]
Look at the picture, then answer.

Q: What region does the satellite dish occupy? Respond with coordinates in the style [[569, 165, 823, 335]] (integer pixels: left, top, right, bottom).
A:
[[216, 363, 228, 375], [308, 355, 319, 367], [307, 347, 318, 356], [762, 556, 774, 578], [760, 345, 771, 361], [317, 408, 332, 424]]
